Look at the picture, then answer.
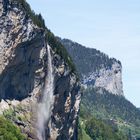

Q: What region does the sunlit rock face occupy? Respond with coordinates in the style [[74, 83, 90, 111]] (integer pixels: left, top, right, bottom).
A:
[[59, 38, 123, 96], [83, 62, 123, 95], [0, 0, 81, 139], [0, 0, 43, 100]]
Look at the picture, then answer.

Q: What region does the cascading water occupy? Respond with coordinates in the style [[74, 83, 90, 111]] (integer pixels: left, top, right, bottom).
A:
[[37, 44, 54, 140]]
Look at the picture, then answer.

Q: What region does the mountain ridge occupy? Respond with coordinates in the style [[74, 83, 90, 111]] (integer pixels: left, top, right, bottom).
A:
[[59, 37, 123, 96]]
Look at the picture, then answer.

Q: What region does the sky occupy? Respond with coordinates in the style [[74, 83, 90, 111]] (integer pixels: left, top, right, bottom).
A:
[[27, 0, 140, 107]]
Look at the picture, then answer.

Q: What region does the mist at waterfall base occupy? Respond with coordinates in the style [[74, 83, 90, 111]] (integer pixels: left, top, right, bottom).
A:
[[37, 45, 54, 140]]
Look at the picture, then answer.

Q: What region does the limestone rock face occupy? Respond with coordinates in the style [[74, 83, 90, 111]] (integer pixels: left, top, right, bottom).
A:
[[0, 0, 43, 100], [83, 62, 123, 95], [0, 0, 81, 139]]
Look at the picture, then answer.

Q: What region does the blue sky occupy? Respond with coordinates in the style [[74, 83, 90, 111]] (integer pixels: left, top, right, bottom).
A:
[[27, 0, 140, 107]]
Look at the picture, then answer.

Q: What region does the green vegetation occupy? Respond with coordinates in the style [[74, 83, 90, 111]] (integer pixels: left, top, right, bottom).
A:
[[3, 108, 16, 120], [59, 38, 121, 76], [78, 118, 91, 140], [79, 87, 140, 139], [0, 116, 25, 140], [82, 87, 140, 126], [85, 118, 128, 140], [78, 117, 128, 140], [45, 30, 76, 73], [3, 105, 30, 123]]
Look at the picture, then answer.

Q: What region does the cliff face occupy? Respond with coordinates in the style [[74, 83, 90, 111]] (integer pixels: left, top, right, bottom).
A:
[[0, 0, 81, 140], [82, 62, 123, 95], [59, 38, 123, 95]]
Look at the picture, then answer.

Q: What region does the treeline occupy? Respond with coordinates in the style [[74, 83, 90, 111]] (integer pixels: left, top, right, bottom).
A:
[[45, 30, 76, 73], [59, 38, 121, 76], [78, 117, 128, 140], [81, 87, 140, 126], [79, 87, 140, 139], [0, 116, 25, 140]]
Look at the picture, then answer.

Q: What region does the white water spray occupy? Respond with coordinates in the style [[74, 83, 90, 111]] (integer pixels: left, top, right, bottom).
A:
[[37, 45, 54, 140]]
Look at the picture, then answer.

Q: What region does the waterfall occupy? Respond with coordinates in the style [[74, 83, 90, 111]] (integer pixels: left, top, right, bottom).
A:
[[37, 44, 54, 140]]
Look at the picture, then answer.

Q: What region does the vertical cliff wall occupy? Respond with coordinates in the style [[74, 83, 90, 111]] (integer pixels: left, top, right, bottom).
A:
[[0, 0, 81, 139]]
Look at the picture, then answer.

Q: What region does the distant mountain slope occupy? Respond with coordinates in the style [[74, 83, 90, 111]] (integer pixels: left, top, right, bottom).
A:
[[59, 38, 123, 95], [58, 38, 120, 76]]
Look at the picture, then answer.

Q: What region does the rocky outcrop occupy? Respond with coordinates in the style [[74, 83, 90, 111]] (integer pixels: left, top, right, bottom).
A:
[[59, 38, 123, 95], [82, 62, 123, 95], [0, 0, 43, 100], [0, 0, 81, 140]]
